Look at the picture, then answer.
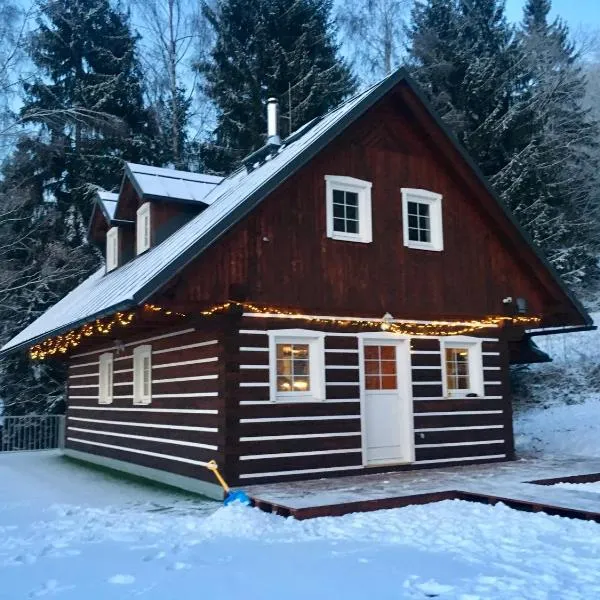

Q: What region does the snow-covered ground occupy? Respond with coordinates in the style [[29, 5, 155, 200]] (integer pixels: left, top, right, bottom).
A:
[[1, 451, 600, 600], [1, 317, 600, 599], [514, 312, 600, 458]]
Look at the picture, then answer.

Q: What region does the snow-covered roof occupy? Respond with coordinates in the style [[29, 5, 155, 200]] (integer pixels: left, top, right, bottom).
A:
[[97, 191, 118, 221], [0, 68, 590, 355], [125, 163, 223, 205]]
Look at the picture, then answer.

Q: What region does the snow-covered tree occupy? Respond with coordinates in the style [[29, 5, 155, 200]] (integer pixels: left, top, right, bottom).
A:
[[407, 0, 599, 287], [495, 0, 600, 287], [198, 0, 356, 173], [408, 0, 521, 178], [0, 0, 160, 415], [336, 0, 410, 84]]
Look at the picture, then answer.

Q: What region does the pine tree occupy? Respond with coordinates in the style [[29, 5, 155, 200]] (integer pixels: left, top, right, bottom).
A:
[[0, 0, 159, 415], [499, 0, 600, 286], [20, 0, 157, 232], [199, 0, 356, 173], [408, 0, 521, 178]]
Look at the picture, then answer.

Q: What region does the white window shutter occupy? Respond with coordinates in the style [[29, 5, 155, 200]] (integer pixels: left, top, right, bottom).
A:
[[106, 227, 119, 272], [136, 203, 151, 255], [133, 345, 152, 405], [99, 353, 113, 404]]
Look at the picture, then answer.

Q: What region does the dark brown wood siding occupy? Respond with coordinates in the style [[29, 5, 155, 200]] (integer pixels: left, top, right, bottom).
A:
[[161, 84, 582, 328], [65, 326, 223, 484], [225, 317, 512, 485]]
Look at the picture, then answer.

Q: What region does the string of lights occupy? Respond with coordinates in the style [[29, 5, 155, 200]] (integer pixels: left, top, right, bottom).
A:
[[29, 304, 184, 360], [29, 300, 541, 360]]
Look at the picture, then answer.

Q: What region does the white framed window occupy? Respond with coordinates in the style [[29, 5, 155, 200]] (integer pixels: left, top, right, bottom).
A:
[[268, 330, 325, 402], [106, 227, 120, 272], [98, 352, 113, 405], [441, 338, 484, 398], [133, 344, 152, 405], [401, 188, 443, 251], [325, 175, 372, 243], [136, 202, 151, 255]]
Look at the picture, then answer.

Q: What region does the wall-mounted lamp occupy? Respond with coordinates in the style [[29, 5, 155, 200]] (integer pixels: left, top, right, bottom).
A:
[[381, 312, 393, 331]]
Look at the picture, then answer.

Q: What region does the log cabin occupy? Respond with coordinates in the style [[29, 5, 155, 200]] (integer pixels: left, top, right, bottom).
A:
[[0, 69, 593, 500]]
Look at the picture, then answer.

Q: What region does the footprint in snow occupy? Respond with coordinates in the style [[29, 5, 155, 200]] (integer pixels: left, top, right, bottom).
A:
[[108, 574, 136, 585]]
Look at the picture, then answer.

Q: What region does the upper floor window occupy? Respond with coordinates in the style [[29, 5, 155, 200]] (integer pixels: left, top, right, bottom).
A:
[[133, 344, 152, 405], [136, 202, 151, 255], [268, 330, 325, 402], [325, 175, 372, 243], [106, 227, 120, 272], [401, 188, 443, 251], [98, 352, 113, 405], [442, 340, 483, 398]]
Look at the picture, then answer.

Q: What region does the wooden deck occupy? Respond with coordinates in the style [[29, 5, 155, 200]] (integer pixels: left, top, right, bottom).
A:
[[244, 457, 600, 520]]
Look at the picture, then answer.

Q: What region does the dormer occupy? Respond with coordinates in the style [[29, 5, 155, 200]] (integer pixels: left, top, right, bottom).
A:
[[113, 164, 223, 256]]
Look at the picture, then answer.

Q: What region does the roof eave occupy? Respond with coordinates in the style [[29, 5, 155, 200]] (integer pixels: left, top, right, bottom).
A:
[[0, 299, 137, 357]]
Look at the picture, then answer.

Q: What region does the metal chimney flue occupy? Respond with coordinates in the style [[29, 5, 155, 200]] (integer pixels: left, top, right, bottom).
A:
[[267, 97, 280, 146]]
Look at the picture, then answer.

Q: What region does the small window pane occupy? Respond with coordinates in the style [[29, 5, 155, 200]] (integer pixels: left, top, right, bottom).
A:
[[277, 376, 292, 391], [333, 217, 346, 232], [346, 220, 359, 234], [408, 215, 418, 228], [380, 346, 395, 360], [418, 203, 429, 217], [365, 360, 379, 375], [381, 375, 397, 390], [346, 205, 358, 221], [365, 375, 380, 390], [293, 360, 309, 376], [333, 189, 345, 204], [364, 346, 379, 360], [292, 376, 310, 391], [381, 360, 396, 375], [345, 192, 358, 207]]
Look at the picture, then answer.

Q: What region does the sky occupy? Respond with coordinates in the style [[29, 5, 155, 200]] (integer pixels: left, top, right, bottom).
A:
[[505, 0, 600, 29]]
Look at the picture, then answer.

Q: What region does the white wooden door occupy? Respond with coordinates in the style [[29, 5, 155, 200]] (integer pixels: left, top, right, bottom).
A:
[[362, 341, 413, 465]]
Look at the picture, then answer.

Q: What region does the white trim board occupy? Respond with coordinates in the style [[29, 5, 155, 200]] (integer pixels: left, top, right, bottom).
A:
[[71, 328, 195, 358], [68, 416, 217, 432], [69, 406, 218, 414], [67, 437, 209, 466], [239, 465, 360, 479]]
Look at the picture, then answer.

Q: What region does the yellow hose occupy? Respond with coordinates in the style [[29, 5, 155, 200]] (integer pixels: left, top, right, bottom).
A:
[[206, 460, 230, 493]]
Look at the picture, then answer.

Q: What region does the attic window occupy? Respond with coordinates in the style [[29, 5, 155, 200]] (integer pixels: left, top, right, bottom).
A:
[[401, 189, 443, 252], [106, 227, 120, 272], [136, 202, 151, 255], [325, 175, 372, 244]]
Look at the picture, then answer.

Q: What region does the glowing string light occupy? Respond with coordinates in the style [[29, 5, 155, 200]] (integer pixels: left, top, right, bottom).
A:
[[29, 300, 541, 360]]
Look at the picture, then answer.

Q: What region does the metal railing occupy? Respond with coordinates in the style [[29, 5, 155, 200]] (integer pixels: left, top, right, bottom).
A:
[[0, 415, 65, 452]]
